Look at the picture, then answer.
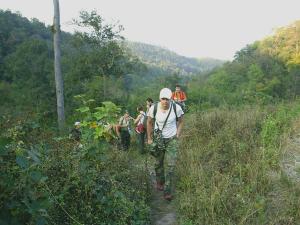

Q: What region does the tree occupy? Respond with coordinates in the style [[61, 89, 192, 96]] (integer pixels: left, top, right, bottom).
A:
[[67, 10, 146, 107], [3, 39, 54, 109], [53, 0, 65, 132]]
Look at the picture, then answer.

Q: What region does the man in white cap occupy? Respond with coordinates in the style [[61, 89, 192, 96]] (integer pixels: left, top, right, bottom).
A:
[[147, 87, 184, 201]]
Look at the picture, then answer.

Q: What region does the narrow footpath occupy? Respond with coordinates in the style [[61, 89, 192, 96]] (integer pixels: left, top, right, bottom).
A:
[[147, 165, 177, 225], [281, 119, 300, 183]]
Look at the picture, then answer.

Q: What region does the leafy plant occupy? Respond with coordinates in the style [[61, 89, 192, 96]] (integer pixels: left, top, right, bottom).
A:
[[75, 94, 121, 142]]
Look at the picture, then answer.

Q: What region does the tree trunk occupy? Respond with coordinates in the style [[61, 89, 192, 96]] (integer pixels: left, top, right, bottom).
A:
[[53, 0, 65, 133]]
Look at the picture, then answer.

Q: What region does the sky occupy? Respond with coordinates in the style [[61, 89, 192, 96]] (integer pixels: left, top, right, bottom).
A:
[[1, 0, 300, 60]]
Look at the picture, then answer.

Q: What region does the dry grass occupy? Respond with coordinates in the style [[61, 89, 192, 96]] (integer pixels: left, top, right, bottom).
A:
[[176, 105, 300, 225]]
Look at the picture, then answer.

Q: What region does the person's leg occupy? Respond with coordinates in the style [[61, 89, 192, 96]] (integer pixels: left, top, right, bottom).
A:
[[138, 132, 145, 153], [126, 131, 131, 150], [120, 130, 126, 150], [122, 131, 130, 151], [114, 125, 121, 138], [154, 148, 165, 190], [164, 138, 179, 199]]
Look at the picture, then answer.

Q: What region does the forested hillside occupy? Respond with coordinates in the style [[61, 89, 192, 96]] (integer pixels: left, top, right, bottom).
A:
[[0, 10, 149, 117], [125, 41, 225, 75], [187, 20, 300, 109], [1, 8, 300, 225], [0, 9, 221, 118], [0, 10, 153, 225]]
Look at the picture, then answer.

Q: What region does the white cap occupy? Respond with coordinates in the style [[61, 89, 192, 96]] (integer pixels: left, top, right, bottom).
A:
[[74, 121, 81, 126], [159, 88, 172, 99]]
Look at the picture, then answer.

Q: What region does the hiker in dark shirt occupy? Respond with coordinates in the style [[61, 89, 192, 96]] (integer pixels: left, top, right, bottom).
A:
[[70, 121, 83, 148], [118, 111, 133, 151], [70, 121, 81, 141]]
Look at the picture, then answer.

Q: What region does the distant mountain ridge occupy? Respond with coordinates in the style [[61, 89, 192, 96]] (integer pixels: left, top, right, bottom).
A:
[[124, 41, 225, 75]]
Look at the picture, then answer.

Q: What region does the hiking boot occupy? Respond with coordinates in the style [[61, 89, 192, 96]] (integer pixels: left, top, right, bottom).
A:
[[155, 182, 164, 191], [164, 194, 172, 201]]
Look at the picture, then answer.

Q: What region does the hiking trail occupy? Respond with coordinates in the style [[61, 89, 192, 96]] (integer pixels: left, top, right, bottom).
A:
[[148, 168, 178, 225], [281, 118, 300, 183]]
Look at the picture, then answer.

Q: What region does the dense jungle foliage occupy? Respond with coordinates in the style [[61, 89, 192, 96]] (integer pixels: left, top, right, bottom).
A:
[[1, 9, 300, 225]]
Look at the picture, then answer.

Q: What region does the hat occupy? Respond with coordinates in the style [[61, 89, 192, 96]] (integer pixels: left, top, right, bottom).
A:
[[159, 88, 172, 99], [74, 121, 81, 126]]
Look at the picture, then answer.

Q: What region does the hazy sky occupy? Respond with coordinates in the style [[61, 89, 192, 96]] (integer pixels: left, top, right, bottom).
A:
[[1, 0, 300, 60]]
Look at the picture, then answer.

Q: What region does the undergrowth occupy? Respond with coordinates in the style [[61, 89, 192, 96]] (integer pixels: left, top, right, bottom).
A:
[[0, 114, 150, 225]]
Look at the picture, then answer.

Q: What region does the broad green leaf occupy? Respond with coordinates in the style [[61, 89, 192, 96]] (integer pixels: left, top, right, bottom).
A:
[[94, 126, 104, 139], [30, 171, 42, 182], [74, 94, 85, 99], [86, 99, 95, 103], [76, 106, 90, 113], [16, 155, 29, 169], [93, 111, 105, 120]]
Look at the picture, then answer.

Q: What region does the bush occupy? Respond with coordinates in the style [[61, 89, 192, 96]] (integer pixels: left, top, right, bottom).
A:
[[0, 115, 150, 225]]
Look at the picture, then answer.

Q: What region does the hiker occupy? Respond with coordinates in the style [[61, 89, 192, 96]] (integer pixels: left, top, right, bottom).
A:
[[171, 84, 187, 112], [144, 98, 153, 141], [70, 121, 83, 148], [134, 106, 147, 154], [118, 111, 132, 151], [146, 97, 154, 114], [147, 88, 184, 201], [70, 121, 81, 141]]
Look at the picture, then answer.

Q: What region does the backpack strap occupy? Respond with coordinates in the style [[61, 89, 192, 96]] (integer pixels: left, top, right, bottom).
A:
[[153, 101, 178, 123], [139, 112, 146, 125], [154, 102, 158, 119], [173, 101, 178, 122]]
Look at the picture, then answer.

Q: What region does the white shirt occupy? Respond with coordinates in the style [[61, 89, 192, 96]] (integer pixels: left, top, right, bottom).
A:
[[148, 102, 184, 138], [137, 111, 146, 125]]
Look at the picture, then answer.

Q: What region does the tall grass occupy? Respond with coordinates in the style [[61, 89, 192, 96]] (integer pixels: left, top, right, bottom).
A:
[[177, 104, 300, 225]]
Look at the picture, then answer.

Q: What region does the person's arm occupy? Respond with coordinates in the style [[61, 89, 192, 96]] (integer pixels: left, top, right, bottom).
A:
[[119, 116, 129, 128], [134, 114, 141, 125], [147, 116, 154, 144], [113, 124, 121, 138], [171, 92, 175, 100], [118, 117, 123, 126], [182, 91, 187, 101], [176, 116, 184, 138]]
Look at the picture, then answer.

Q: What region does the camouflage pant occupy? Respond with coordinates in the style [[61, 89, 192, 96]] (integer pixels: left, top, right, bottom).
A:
[[152, 137, 179, 195]]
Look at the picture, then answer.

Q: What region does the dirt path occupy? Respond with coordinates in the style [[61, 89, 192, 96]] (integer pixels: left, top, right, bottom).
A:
[[147, 165, 178, 225], [281, 119, 300, 183]]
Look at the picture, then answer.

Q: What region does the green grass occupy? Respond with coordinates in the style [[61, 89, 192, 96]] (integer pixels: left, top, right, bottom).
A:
[[176, 103, 300, 225]]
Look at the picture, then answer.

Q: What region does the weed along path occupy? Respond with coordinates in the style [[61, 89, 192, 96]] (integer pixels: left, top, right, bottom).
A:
[[148, 165, 177, 225]]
